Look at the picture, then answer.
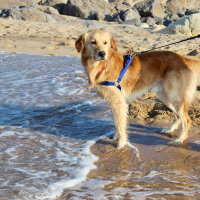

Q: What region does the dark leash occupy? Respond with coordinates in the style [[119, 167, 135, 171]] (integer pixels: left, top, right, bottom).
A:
[[101, 34, 200, 91], [139, 34, 200, 54]]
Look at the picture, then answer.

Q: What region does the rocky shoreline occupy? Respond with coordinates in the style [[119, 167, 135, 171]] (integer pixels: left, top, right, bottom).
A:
[[0, 0, 200, 36]]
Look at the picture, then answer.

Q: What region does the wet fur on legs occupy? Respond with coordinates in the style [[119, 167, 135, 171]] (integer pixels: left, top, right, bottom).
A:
[[75, 29, 200, 148]]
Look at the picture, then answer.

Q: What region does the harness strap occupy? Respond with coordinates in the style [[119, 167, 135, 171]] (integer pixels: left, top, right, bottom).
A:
[[100, 53, 138, 91]]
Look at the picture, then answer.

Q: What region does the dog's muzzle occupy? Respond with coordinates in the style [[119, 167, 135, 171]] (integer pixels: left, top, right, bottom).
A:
[[98, 51, 106, 60]]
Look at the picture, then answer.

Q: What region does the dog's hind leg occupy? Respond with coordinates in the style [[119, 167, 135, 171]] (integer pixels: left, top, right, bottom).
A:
[[174, 100, 191, 143], [162, 102, 181, 134], [161, 103, 181, 134], [156, 89, 181, 134]]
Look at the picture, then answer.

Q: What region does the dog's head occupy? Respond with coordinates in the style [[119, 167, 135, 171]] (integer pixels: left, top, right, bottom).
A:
[[75, 29, 118, 61]]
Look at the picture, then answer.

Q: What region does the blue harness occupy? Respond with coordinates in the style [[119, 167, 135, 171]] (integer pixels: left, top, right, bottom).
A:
[[100, 53, 138, 91]]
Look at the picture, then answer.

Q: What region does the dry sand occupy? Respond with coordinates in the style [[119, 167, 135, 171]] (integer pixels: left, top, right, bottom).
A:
[[0, 17, 200, 199]]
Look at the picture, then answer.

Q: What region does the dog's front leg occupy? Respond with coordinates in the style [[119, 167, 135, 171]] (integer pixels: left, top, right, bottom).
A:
[[113, 113, 119, 140], [110, 94, 128, 149], [98, 87, 128, 148]]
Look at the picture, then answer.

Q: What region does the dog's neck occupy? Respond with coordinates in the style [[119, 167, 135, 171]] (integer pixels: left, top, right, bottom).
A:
[[95, 56, 112, 81], [82, 53, 113, 86]]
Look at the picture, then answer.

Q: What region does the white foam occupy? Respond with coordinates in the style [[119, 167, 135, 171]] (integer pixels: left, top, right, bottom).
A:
[[36, 132, 142, 199], [0, 131, 16, 137], [127, 141, 140, 159], [5, 146, 17, 154], [36, 140, 98, 200]]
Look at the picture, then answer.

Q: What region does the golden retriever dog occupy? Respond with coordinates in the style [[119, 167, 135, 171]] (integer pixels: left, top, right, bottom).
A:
[[75, 29, 200, 149]]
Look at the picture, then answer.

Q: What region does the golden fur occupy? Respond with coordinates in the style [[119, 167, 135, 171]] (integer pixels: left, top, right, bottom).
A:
[[75, 29, 200, 149]]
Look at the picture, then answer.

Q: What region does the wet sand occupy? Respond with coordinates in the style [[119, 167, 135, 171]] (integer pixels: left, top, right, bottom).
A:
[[89, 121, 200, 200]]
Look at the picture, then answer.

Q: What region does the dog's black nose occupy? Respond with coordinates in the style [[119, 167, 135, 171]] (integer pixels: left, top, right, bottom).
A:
[[98, 51, 106, 58]]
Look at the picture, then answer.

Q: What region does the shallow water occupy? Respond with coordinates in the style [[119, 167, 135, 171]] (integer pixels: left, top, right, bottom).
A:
[[0, 53, 113, 199], [0, 53, 199, 200]]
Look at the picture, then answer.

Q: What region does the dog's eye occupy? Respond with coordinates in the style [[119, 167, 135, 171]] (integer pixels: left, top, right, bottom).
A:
[[91, 41, 96, 45], [104, 41, 107, 45]]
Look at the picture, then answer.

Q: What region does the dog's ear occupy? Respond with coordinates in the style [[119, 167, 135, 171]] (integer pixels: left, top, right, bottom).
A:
[[110, 35, 118, 52], [75, 34, 85, 53]]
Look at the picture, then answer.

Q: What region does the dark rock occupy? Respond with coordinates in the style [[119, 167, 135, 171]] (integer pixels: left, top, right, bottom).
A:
[[113, 14, 123, 23], [177, 13, 184, 17], [52, 3, 65, 14], [163, 14, 180, 26], [163, 19, 172, 26], [62, 3, 86, 18], [88, 10, 99, 20], [185, 8, 200, 15], [104, 14, 114, 22], [187, 49, 200, 56]]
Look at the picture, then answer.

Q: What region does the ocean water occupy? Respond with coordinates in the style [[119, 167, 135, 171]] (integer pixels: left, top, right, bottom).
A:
[[0, 53, 114, 200], [0, 52, 199, 200]]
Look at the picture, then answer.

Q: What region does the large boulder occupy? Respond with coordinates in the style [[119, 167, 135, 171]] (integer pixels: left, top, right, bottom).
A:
[[118, 8, 141, 25], [0, 6, 65, 23], [134, 0, 166, 18], [120, 8, 140, 21], [60, 0, 113, 20], [0, 0, 40, 9], [165, 0, 200, 15], [62, 2, 85, 18], [158, 13, 200, 36]]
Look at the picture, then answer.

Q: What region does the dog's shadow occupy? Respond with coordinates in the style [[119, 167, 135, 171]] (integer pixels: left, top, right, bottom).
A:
[[128, 123, 200, 152]]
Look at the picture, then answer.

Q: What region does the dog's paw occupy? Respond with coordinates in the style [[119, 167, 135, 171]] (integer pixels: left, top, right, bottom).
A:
[[168, 138, 189, 148], [161, 128, 171, 134], [117, 140, 127, 149], [169, 138, 183, 145], [161, 129, 179, 138]]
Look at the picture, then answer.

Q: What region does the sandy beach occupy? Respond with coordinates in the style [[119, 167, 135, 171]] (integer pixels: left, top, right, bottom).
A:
[[0, 14, 200, 199]]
